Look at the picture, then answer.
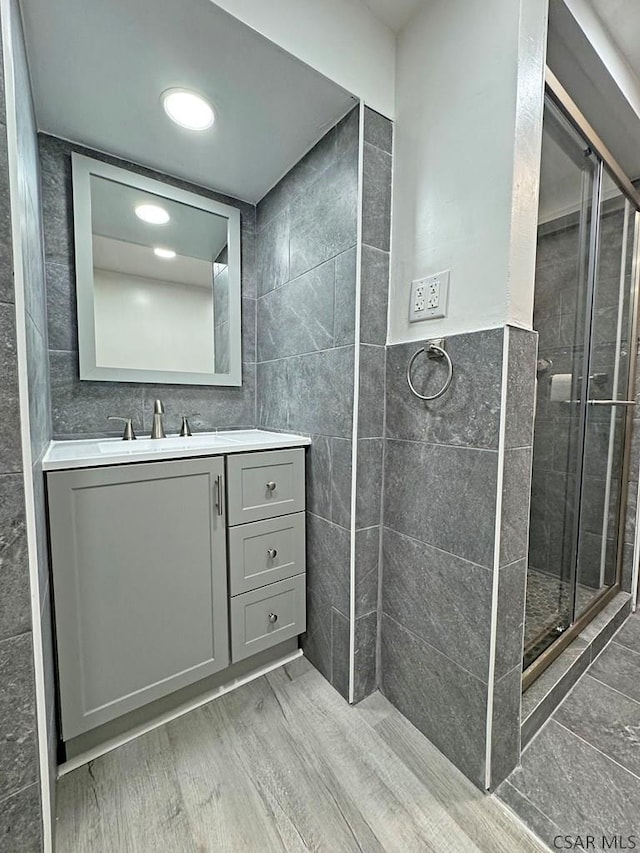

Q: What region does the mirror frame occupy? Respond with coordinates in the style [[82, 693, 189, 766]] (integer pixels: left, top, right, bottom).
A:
[[72, 153, 242, 386]]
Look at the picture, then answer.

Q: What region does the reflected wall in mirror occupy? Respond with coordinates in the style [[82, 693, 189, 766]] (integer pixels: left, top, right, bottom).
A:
[[73, 154, 241, 385]]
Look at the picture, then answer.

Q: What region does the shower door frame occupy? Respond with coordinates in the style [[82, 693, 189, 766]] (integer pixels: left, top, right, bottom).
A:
[[523, 69, 640, 691]]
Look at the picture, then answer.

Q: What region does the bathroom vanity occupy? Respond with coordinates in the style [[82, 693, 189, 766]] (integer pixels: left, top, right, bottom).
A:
[[43, 430, 309, 744]]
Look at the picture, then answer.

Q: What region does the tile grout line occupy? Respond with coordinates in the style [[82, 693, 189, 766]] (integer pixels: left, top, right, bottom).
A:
[[485, 325, 510, 789], [585, 671, 640, 707], [552, 717, 640, 783]]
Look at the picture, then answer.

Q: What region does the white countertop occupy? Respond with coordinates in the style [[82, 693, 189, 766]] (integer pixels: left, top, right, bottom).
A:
[[42, 429, 311, 471]]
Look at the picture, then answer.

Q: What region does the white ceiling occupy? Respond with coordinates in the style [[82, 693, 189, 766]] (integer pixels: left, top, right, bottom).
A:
[[19, 0, 357, 203], [360, 0, 426, 33], [589, 0, 640, 79]]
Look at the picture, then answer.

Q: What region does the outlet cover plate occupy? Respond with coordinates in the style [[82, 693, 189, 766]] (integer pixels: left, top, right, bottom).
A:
[[409, 270, 450, 323]]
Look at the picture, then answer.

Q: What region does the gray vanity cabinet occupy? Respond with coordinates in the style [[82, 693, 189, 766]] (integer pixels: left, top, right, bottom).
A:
[[48, 457, 229, 740]]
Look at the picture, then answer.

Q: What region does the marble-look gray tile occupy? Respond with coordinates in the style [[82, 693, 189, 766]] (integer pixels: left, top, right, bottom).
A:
[[362, 143, 391, 252], [500, 448, 533, 567], [555, 675, 640, 778], [521, 638, 591, 749], [579, 594, 631, 660], [257, 260, 334, 361], [382, 528, 492, 679], [363, 107, 393, 154], [305, 435, 331, 521], [331, 606, 350, 700], [355, 438, 383, 529], [141, 368, 256, 433], [50, 350, 143, 437], [360, 246, 389, 346], [0, 473, 25, 551], [497, 780, 564, 848], [355, 526, 380, 618], [490, 665, 522, 788], [25, 314, 51, 461], [385, 330, 504, 449], [505, 327, 537, 449], [611, 610, 640, 655], [381, 614, 487, 789], [256, 359, 289, 431], [257, 207, 290, 297], [329, 437, 352, 529], [495, 559, 526, 680], [306, 512, 350, 618], [241, 297, 256, 364], [0, 782, 42, 853], [384, 439, 498, 568], [358, 344, 385, 438], [0, 633, 38, 800], [0, 303, 23, 474], [333, 247, 357, 347], [334, 106, 360, 160], [289, 149, 358, 280], [353, 611, 377, 703], [589, 641, 640, 703], [301, 586, 331, 684], [509, 720, 640, 840], [288, 347, 355, 438], [0, 125, 14, 308], [0, 529, 31, 643], [39, 140, 74, 267]]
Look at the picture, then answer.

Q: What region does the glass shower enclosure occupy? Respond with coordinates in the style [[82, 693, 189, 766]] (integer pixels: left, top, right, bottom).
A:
[[524, 85, 640, 682]]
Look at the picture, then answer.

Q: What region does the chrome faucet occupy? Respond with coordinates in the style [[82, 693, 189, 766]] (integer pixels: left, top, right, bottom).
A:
[[150, 399, 166, 439]]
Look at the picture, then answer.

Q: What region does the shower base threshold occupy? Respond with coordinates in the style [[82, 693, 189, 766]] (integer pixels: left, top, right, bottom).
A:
[[520, 592, 631, 749]]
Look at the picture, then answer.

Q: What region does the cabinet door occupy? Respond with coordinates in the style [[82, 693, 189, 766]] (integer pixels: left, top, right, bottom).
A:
[[48, 457, 228, 740]]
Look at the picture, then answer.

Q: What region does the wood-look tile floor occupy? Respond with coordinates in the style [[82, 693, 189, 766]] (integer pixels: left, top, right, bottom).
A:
[[56, 657, 547, 853]]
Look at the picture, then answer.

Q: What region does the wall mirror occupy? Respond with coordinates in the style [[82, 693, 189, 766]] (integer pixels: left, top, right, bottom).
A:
[[72, 153, 241, 385]]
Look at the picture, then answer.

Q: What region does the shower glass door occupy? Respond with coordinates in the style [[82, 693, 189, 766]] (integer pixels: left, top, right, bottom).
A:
[[576, 180, 635, 614], [524, 95, 638, 673]]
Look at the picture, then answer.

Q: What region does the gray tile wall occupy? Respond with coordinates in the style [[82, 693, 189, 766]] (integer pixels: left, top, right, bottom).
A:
[[0, 0, 51, 846], [255, 107, 359, 699], [353, 108, 392, 703], [39, 134, 257, 438], [255, 106, 392, 703], [380, 326, 536, 790]]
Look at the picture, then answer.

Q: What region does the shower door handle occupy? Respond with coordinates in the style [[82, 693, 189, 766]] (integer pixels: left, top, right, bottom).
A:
[[587, 400, 636, 406]]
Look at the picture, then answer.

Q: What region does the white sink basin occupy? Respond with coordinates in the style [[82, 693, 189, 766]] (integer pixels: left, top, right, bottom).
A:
[[97, 432, 242, 455]]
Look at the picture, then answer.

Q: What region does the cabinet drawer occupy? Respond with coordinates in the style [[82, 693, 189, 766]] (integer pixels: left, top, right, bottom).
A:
[[230, 574, 306, 663], [227, 449, 305, 525], [229, 512, 305, 595]]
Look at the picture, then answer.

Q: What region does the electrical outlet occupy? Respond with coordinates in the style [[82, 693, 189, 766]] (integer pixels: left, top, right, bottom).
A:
[[409, 270, 450, 322]]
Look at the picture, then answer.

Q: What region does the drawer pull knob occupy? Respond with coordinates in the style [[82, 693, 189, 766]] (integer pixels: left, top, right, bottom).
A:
[[266, 481, 277, 492], [268, 612, 278, 624], [267, 548, 278, 559]]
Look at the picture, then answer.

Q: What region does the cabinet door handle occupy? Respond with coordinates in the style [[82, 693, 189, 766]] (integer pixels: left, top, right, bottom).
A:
[[267, 548, 278, 559], [214, 474, 224, 517], [268, 613, 278, 624], [266, 481, 277, 492]]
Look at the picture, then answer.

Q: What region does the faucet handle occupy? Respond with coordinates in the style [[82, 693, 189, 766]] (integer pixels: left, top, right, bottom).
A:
[[180, 416, 192, 437], [107, 416, 136, 441]]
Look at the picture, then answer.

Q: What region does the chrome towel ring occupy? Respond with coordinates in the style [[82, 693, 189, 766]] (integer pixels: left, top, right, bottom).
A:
[[406, 339, 453, 401]]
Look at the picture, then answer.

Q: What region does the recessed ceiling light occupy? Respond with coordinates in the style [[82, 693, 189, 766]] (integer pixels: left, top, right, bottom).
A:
[[162, 88, 215, 131], [154, 247, 176, 259], [135, 203, 170, 225]]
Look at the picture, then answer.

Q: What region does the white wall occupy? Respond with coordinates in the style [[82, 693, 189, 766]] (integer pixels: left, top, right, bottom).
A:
[[209, 0, 396, 117], [94, 270, 215, 373], [388, 0, 548, 344]]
